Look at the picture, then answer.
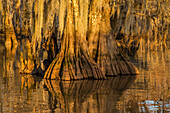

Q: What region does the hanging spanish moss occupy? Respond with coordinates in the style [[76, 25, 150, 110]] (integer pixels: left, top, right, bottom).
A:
[[0, 0, 169, 80]]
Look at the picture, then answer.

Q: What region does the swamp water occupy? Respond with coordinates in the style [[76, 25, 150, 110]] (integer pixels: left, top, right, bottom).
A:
[[0, 41, 169, 113]]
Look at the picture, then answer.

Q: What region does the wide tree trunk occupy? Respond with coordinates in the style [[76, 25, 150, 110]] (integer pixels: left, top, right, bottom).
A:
[[87, 0, 139, 76], [44, 0, 139, 80], [6, 0, 168, 80], [44, 0, 106, 80]]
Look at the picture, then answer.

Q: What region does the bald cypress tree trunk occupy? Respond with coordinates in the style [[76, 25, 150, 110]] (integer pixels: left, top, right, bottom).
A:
[[1, 0, 170, 80], [44, 0, 106, 80], [1, 0, 146, 80], [44, 0, 139, 80]]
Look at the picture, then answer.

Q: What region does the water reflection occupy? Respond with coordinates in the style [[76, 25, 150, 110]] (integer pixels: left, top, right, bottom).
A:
[[0, 66, 169, 113], [44, 76, 137, 113], [0, 42, 170, 112], [0, 39, 169, 112]]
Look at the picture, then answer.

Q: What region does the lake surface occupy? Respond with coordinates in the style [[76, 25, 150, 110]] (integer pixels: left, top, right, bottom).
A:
[[0, 41, 169, 112]]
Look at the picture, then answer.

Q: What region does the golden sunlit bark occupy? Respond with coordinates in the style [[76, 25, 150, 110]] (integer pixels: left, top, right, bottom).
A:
[[44, 0, 106, 80], [43, 0, 139, 80], [1, 0, 169, 80]]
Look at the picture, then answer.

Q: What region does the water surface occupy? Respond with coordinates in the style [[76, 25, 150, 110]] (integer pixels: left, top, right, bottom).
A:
[[0, 42, 169, 113]]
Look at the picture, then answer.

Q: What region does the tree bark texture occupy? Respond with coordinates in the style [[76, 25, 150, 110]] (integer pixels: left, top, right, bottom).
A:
[[44, 0, 139, 80], [4, 0, 170, 80]]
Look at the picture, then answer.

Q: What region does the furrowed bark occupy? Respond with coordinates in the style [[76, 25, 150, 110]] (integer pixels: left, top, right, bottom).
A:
[[88, 0, 139, 76], [44, 0, 106, 80]]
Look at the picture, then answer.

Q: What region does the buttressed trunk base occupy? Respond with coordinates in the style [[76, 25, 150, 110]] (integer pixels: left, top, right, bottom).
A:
[[44, 0, 139, 80]]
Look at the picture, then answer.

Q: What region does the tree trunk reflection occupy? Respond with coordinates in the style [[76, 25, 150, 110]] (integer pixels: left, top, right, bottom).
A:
[[44, 75, 137, 112]]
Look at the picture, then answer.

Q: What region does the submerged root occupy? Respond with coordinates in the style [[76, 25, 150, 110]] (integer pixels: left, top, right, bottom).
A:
[[44, 50, 106, 80]]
